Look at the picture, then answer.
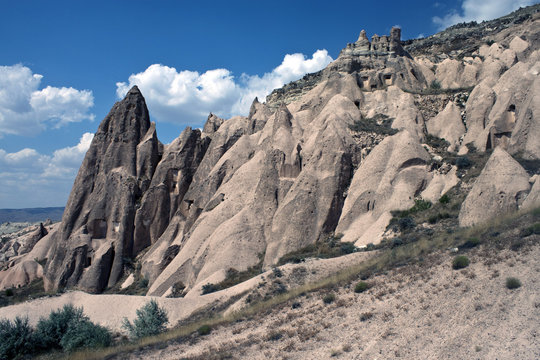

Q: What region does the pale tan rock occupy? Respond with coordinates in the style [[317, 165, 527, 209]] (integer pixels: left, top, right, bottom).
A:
[[509, 36, 529, 54], [421, 166, 459, 203], [0, 260, 43, 290], [462, 82, 496, 150], [459, 147, 530, 227], [508, 76, 540, 159], [521, 177, 540, 210], [363, 86, 424, 138], [426, 102, 465, 151], [336, 131, 431, 245]]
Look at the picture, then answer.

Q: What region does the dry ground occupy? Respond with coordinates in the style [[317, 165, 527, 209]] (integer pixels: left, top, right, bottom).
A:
[[119, 237, 540, 360]]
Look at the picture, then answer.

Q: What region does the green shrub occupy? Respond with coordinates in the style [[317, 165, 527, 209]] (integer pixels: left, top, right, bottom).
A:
[[0, 316, 35, 359], [460, 237, 480, 249], [340, 242, 357, 254], [452, 255, 470, 270], [455, 156, 472, 169], [323, 293, 336, 304], [201, 283, 219, 295], [349, 114, 397, 135], [505, 277, 522, 289], [34, 304, 86, 350], [439, 194, 450, 204], [4, 288, 13, 297], [34, 304, 111, 352], [197, 324, 211, 336], [59, 319, 111, 352], [430, 80, 441, 90], [122, 300, 169, 339], [354, 281, 369, 293], [398, 217, 416, 231], [391, 238, 404, 248]]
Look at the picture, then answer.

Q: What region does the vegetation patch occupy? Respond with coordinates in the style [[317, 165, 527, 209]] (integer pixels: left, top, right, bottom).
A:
[[322, 293, 336, 304], [44, 207, 540, 360], [0, 278, 58, 308], [197, 324, 211, 336], [349, 114, 398, 135], [460, 237, 481, 249], [201, 252, 266, 295], [0, 304, 111, 359], [278, 234, 357, 265], [403, 85, 474, 96], [452, 255, 470, 270], [392, 199, 432, 219], [505, 277, 522, 289], [122, 300, 169, 340], [354, 281, 370, 293]]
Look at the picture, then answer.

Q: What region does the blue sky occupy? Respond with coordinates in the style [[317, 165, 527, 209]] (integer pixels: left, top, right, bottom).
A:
[[0, 0, 537, 208]]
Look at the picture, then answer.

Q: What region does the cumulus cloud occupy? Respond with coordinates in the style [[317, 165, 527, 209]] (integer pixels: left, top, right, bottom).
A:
[[0, 132, 93, 207], [0, 64, 94, 137], [433, 0, 536, 29], [116, 49, 333, 125]]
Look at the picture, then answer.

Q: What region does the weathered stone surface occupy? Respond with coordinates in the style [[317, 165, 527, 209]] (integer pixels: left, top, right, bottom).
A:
[[44, 86, 161, 293], [5, 8, 539, 297], [426, 102, 465, 151], [336, 131, 431, 245], [508, 76, 540, 159], [133, 127, 209, 255], [461, 82, 496, 150], [459, 148, 531, 227], [522, 176, 540, 210], [202, 113, 224, 135]]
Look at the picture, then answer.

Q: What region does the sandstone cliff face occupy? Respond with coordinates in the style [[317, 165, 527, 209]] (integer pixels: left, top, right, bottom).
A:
[[3, 7, 539, 295]]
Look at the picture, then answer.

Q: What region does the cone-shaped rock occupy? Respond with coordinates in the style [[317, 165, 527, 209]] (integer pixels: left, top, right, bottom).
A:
[[44, 86, 161, 293]]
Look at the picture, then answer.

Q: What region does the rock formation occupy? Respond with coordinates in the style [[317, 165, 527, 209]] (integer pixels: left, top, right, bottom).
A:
[[2, 5, 539, 296], [43, 86, 162, 293]]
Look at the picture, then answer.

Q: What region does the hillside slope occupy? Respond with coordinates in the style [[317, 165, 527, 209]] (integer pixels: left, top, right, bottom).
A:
[[0, 4, 538, 324]]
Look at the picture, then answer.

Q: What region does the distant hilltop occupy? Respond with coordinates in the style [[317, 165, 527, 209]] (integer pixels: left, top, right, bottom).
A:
[[0, 207, 64, 223]]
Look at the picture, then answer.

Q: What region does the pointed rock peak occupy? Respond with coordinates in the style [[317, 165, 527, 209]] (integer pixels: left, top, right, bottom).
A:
[[248, 97, 262, 119], [128, 85, 141, 94], [357, 29, 368, 42], [98, 83, 151, 141], [38, 223, 48, 237], [122, 85, 146, 103], [273, 104, 293, 131], [203, 113, 224, 135]]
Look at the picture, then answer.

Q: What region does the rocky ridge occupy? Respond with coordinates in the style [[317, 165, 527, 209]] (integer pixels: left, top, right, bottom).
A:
[[0, 6, 538, 305]]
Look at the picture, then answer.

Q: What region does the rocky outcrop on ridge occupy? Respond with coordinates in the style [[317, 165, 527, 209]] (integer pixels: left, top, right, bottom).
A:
[[1, 5, 540, 297]]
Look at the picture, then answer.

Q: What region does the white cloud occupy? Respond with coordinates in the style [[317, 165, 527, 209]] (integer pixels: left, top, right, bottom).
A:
[[116, 50, 333, 125], [433, 0, 536, 29], [0, 132, 93, 207], [43, 132, 94, 178], [0, 64, 94, 137]]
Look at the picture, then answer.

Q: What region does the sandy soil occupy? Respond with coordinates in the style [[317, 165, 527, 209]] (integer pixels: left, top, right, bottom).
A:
[[120, 238, 540, 360], [0, 251, 373, 333]]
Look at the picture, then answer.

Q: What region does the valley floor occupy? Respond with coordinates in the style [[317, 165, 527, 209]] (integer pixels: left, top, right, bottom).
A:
[[121, 237, 539, 360]]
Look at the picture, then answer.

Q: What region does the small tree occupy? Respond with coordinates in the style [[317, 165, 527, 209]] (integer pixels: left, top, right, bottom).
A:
[[34, 304, 111, 352], [60, 319, 111, 352], [122, 300, 169, 339], [34, 304, 86, 350], [452, 255, 470, 270], [0, 316, 35, 359]]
